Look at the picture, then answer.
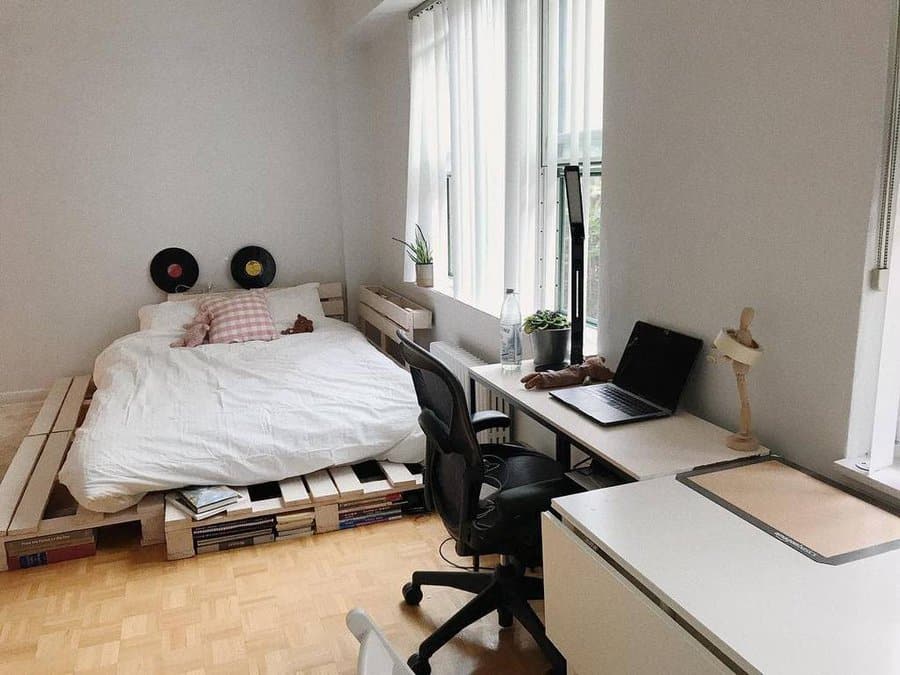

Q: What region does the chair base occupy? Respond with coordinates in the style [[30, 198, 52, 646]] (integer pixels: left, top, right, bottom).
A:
[[402, 562, 566, 675]]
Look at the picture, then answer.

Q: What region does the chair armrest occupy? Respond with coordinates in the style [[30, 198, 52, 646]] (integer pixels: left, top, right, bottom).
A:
[[494, 477, 577, 518], [471, 410, 511, 433]]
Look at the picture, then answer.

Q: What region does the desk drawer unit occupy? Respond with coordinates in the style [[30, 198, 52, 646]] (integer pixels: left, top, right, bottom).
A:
[[542, 513, 728, 675]]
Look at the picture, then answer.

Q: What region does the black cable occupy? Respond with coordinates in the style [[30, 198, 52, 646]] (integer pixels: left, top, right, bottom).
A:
[[438, 537, 477, 571]]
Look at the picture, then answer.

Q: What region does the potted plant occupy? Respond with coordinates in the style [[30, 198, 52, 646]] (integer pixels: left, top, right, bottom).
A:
[[523, 310, 572, 370], [393, 225, 434, 288]]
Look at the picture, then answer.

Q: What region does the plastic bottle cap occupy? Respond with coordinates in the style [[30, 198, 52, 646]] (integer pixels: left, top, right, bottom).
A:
[[505, 288, 515, 293]]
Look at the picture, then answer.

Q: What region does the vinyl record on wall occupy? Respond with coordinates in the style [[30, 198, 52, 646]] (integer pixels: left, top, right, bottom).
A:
[[150, 248, 199, 293], [231, 245, 277, 289]]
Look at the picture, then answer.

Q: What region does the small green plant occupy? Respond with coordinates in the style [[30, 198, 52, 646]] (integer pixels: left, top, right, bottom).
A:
[[523, 310, 571, 334], [393, 225, 433, 265]]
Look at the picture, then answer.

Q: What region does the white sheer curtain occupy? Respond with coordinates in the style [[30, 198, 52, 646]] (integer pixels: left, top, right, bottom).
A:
[[541, 0, 604, 327], [504, 0, 542, 315], [406, 0, 542, 316], [405, 5, 451, 286]]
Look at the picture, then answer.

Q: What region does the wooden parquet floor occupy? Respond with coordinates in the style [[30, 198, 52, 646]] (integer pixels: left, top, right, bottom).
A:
[[0, 403, 550, 675]]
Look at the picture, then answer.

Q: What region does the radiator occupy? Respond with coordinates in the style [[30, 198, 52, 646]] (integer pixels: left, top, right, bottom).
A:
[[429, 341, 510, 444]]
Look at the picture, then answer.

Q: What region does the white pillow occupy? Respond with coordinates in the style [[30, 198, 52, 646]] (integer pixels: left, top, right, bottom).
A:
[[265, 283, 324, 327], [138, 300, 200, 332]]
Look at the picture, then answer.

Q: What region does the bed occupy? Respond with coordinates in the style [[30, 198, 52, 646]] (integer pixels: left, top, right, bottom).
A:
[[58, 283, 425, 513]]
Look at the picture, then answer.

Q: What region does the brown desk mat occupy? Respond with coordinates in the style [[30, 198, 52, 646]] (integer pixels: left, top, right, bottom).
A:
[[677, 457, 900, 565]]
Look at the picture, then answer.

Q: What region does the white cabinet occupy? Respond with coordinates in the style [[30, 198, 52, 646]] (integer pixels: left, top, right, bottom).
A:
[[541, 513, 728, 675]]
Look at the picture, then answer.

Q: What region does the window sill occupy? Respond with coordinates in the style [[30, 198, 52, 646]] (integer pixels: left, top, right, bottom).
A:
[[834, 453, 900, 504]]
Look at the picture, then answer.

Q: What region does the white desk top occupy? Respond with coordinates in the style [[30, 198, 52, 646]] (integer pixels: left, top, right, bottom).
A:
[[552, 480, 900, 675], [469, 361, 767, 480]]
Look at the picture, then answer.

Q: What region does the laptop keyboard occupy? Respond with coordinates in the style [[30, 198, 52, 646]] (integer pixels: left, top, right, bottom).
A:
[[590, 386, 660, 417]]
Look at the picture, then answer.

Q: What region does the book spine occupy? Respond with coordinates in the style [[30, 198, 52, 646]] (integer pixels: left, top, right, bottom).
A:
[[196, 534, 273, 553], [338, 514, 403, 530], [7, 542, 97, 570], [277, 529, 314, 540], [337, 493, 402, 510], [275, 512, 316, 525], [339, 503, 401, 519], [5, 530, 95, 557], [276, 522, 315, 533], [340, 507, 402, 524], [194, 529, 274, 546], [193, 519, 275, 539]]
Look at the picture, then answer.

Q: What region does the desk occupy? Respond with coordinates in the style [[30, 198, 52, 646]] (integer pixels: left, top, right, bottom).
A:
[[469, 360, 767, 479], [542, 479, 900, 674]]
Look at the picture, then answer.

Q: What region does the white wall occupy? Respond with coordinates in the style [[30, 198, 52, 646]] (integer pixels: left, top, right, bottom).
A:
[[353, 2, 896, 475], [0, 0, 344, 393], [599, 0, 894, 475]]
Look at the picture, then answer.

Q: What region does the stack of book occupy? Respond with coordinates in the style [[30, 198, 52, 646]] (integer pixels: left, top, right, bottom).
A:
[[193, 516, 275, 554], [167, 485, 242, 520], [5, 529, 96, 570], [338, 493, 405, 530], [275, 511, 315, 540]]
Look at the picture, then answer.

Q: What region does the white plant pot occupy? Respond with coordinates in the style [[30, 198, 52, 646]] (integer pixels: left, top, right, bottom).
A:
[[416, 263, 434, 288]]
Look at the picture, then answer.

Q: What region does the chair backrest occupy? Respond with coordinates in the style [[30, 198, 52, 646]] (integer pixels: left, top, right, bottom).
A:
[[398, 333, 484, 546], [346, 608, 414, 675]]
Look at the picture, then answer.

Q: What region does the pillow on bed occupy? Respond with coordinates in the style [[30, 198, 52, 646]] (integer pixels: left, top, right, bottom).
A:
[[202, 291, 278, 344], [138, 300, 200, 332], [265, 282, 325, 326]]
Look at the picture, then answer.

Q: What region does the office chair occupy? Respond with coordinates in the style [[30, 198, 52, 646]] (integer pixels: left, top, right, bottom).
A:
[[397, 333, 577, 675]]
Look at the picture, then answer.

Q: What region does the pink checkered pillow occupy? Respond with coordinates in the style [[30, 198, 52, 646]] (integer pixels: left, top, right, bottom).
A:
[[201, 291, 278, 344]]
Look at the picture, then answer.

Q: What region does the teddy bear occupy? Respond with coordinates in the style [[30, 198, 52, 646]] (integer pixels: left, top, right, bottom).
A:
[[281, 314, 314, 335], [170, 320, 210, 348]]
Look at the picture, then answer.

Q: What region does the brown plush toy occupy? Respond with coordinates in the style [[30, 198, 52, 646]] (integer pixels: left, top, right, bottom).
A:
[[170, 321, 210, 348], [520, 355, 615, 390], [281, 314, 314, 335]]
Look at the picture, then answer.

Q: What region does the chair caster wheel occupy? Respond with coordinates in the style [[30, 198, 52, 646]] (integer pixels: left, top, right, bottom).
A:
[[407, 653, 431, 674], [402, 582, 423, 606], [498, 606, 514, 628]]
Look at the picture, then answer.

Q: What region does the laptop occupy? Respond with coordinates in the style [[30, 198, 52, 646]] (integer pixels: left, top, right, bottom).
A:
[[550, 321, 703, 426]]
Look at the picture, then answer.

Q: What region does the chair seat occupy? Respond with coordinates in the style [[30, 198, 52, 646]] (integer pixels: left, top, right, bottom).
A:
[[480, 443, 567, 493], [470, 443, 569, 561]]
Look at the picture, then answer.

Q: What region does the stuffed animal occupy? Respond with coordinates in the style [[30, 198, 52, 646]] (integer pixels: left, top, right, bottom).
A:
[[281, 314, 314, 335], [520, 355, 615, 390], [171, 321, 210, 348]]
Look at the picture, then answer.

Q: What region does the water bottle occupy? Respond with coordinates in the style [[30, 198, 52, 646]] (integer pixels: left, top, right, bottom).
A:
[[500, 289, 523, 370]]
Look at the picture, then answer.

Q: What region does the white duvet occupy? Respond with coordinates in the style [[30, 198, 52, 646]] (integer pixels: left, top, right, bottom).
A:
[[59, 318, 425, 513]]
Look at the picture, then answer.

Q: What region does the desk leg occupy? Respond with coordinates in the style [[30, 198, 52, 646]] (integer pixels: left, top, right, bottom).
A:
[[469, 376, 477, 415], [555, 434, 571, 470]]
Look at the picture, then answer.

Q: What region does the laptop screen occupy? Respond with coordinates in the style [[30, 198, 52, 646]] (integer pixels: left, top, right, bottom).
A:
[[613, 321, 703, 412]]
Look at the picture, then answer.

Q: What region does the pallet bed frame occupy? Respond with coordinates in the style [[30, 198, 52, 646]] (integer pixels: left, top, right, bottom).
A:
[[1, 282, 426, 569]]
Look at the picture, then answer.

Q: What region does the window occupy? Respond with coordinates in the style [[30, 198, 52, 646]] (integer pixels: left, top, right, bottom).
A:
[[540, 0, 604, 350], [405, 0, 600, 319]]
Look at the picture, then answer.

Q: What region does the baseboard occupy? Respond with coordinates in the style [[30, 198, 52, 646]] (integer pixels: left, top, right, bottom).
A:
[[0, 389, 48, 405]]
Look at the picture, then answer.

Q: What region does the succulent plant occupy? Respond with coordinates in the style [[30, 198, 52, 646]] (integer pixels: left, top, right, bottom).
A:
[[523, 309, 571, 334]]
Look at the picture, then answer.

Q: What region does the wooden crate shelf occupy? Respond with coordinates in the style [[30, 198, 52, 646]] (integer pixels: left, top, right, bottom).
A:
[[358, 285, 432, 365]]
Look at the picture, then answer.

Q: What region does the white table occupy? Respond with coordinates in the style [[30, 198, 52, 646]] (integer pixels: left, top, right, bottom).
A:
[[543, 479, 900, 675], [468, 360, 767, 479]]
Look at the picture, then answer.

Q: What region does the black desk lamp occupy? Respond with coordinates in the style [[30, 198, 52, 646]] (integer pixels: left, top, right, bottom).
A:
[[564, 165, 585, 365]]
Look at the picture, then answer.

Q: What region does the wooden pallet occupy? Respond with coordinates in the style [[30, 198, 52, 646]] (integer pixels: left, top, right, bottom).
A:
[[0, 377, 165, 571], [165, 461, 424, 560]]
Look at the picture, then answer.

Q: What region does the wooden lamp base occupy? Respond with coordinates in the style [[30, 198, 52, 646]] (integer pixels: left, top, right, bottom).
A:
[[726, 431, 759, 453]]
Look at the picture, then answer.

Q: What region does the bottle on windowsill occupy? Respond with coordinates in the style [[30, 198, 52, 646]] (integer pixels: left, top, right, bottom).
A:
[[500, 289, 523, 371]]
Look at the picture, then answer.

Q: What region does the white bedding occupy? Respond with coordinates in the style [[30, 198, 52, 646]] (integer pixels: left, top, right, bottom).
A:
[[59, 318, 425, 513]]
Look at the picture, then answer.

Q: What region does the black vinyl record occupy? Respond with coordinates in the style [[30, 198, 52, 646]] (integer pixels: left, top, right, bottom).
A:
[[231, 245, 276, 289], [150, 248, 199, 293]]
